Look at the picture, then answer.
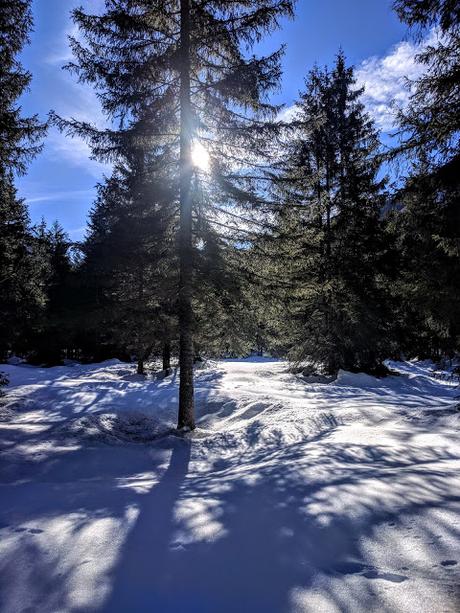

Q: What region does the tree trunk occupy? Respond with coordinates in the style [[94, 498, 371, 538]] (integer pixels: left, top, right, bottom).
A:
[[177, 0, 195, 430], [162, 341, 171, 372], [325, 162, 332, 269], [137, 358, 145, 375], [137, 344, 153, 375]]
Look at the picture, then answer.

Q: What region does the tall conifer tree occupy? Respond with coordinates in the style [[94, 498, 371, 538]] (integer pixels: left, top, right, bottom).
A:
[[0, 0, 46, 174], [81, 165, 177, 372], [389, 0, 460, 359], [392, 0, 460, 165], [272, 54, 390, 373], [55, 0, 295, 429], [0, 0, 47, 358]]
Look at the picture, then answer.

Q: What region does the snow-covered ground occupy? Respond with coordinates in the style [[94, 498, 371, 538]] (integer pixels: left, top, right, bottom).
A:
[[0, 358, 459, 613]]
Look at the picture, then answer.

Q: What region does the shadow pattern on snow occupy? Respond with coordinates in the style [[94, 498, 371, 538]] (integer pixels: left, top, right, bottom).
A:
[[0, 361, 459, 612], [1, 429, 459, 612]]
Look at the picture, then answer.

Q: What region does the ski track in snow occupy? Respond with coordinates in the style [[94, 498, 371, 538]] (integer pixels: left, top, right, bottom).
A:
[[0, 358, 459, 612]]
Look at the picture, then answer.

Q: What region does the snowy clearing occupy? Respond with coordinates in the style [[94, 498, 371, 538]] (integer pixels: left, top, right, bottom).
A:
[[0, 358, 459, 613]]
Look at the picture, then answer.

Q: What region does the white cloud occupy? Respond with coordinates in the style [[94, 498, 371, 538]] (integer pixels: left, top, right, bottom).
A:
[[355, 29, 439, 131], [45, 1, 105, 65], [279, 29, 439, 134], [48, 69, 111, 178], [44, 0, 111, 179], [25, 189, 95, 205], [278, 104, 300, 123], [45, 22, 79, 65]]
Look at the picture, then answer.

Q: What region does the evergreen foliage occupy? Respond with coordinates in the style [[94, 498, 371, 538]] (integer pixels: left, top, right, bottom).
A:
[[388, 155, 460, 359], [270, 54, 392, 373], [0, 1, 47, 359], [0, 0, 46, 175], [51, 0, 295, 427], [0, 175, 48, 357], [392, 0, 460, 165], [0, 0, 458, 389], [388, 0, 460, 360], [80, 167, 177, 372], [27, 221, 75, 364]]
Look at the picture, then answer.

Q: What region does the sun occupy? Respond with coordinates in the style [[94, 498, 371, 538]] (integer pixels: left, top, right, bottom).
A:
[[191, 140, 210, 171]]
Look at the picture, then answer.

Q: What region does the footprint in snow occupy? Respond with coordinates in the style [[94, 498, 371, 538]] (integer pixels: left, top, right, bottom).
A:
[[363, 570, 408, 583], [440, 560, 458, 567], [333, 561, 408, 583], [13, 527, 43, 534]]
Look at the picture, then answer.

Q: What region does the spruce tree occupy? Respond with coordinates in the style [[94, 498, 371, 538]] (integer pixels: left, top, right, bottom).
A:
[[29, 220, 75, 364], [273, 54, 390, 374], [0, 0, 46, 358], [388, 157, 460, 358], [81, 166, 177, 372], [0, 175, 46, 357], [392, 0, 460, 164], [175, 0, 294, 427], [54, 0, 295, 429], [389, 0, 460, 359], [0, 0, 46, 174]]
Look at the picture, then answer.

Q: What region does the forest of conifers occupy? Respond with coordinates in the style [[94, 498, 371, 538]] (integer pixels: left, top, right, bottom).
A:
[[1, 0, 459, 429]]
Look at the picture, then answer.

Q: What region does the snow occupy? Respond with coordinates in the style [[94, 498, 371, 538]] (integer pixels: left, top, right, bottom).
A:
[[0, 358, 459, 612]]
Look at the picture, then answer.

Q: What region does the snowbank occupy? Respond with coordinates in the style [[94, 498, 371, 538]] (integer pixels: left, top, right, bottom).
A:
[[335, 369, 383, 388], [0, 358, 459, 612]]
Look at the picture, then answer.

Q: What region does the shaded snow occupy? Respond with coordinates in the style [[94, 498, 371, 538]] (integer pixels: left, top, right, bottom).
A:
[[0, 358, 459, 612]]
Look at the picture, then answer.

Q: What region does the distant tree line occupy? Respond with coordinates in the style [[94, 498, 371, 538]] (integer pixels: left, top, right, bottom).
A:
[[1, 0, 459, 428]]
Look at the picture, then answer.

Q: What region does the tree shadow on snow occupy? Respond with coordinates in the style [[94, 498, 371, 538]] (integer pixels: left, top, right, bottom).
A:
[[1, 365, 460, 613], [100, 437, 192, 612], [95, 432, 460, 613], [1, 428, 460, 612]]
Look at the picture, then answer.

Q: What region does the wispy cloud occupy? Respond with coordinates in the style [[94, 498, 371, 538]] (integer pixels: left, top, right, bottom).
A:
[[68, 226, 87, 241], [355, 29, 438, 131], [47, 125, 110, 179], [45, 0, 106, 66], [48, 70, 111, 178], [45, 22, 79, 65], [25, 189, 95, 205], [45, 0, 112, 178], [279, 30, 438, 134]]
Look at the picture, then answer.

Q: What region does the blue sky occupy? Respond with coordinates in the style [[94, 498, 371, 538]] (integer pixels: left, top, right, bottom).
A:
[[18, 0, 424, 240]]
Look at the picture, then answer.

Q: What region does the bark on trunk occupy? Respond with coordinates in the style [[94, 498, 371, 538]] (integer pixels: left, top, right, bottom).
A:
[[137, 344, 153, 376], [162, 341, 171, 372], [137, 358, 145, 375], [177, 0, 195, 430]]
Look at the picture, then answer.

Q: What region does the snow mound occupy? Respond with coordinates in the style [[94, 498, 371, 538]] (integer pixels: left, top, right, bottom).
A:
[[98, 358, 123, 367], [1, 358, 459, 612], [302, 373, 335, 384], [6, 355, 25, 366], [62, 410, 169, 445], [335, 369, 383, 388], [0, 404, 14, 422]]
